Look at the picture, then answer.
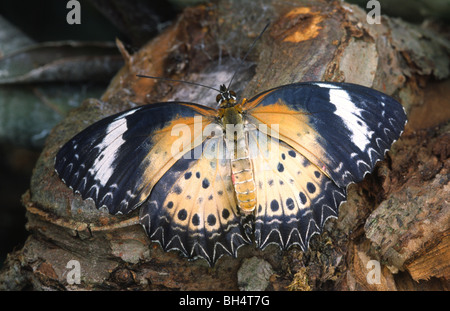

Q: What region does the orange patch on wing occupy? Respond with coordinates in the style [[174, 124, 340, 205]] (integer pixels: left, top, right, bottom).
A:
[[247, 101, 332, 180], [247, 100, 305, 114], [179, 103, 218, 117], [137, 115, 216, 202], [247, 100, 311, 128], [242, 89, 280, 110]]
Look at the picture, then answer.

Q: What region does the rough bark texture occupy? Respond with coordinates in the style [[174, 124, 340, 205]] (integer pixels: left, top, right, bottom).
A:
[[1, 0, 449, 290]]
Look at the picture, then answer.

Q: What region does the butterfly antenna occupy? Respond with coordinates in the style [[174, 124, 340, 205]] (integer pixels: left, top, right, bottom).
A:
[[226, 22, 270, 91], [136, 74, 221, 93]]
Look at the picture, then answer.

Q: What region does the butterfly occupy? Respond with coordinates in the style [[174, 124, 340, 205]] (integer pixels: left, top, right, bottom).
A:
[[54, 77, 407, 266]]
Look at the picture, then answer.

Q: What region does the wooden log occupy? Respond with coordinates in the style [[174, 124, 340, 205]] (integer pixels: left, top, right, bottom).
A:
[[1, 0, 449, 290]]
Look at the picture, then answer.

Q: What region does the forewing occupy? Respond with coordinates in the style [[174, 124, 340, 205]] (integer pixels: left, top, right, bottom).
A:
[[139, 135, 252, 266], [55, 102, 216, 215], [244, 82, 407, 188], [248, 129, 346, 250]]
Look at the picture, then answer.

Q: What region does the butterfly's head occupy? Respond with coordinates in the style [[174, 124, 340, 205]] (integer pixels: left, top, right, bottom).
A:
[[216, 84, 237, 108]]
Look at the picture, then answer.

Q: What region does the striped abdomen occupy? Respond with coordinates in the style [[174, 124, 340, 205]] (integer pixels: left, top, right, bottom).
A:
[[231, 156, 256, 213], [229, 133, 256, 214]]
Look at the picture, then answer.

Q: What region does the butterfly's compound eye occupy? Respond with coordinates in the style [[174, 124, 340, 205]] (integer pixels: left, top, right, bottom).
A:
[[216, 94, 223, 103], [229, 91, 236, 99]]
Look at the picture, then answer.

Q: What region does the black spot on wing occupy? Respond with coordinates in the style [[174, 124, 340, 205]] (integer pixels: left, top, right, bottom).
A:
[[173, 185, 183, 195], [299, 192, 307, 204], [222, 209, 230, 219], [192, 214, 200, 226], [202, 178, 210, 189], [178, 209, 187, 221], [306, 182, 316, 194], [207, 214, 217, 226], [270, 200, 279, 212], [277, 163, 284, 172]]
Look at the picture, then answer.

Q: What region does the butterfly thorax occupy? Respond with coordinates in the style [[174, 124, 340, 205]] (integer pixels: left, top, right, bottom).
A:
[[216, 84, 242, 124]]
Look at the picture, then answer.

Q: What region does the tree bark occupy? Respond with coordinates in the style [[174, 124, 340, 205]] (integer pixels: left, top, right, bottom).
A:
[[1, 0, 449, 290]]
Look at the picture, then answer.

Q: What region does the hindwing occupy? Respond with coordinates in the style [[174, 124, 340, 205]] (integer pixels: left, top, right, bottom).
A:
[[247, 128, 347, 250], [139, 136, 252, 265]]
